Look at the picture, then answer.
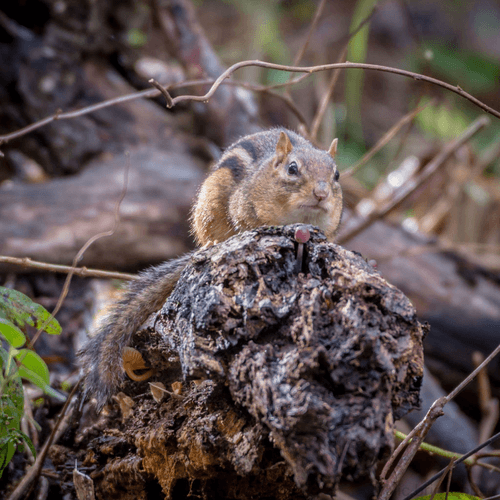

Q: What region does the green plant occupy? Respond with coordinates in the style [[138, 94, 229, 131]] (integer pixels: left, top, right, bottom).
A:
[[0, 286, 66, 478], [414, 494, 480, 500], [345, 0, 377, 145]]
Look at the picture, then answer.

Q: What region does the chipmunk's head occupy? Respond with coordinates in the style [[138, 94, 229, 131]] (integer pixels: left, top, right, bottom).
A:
[[262, 131, 343, 239]]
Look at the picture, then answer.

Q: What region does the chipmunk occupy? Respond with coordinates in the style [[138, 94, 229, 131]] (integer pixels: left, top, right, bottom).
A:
[[79, 128, 343, 408]]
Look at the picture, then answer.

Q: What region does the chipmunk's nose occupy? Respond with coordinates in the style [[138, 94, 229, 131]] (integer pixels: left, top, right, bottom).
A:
[[314, 181, 329, 201]]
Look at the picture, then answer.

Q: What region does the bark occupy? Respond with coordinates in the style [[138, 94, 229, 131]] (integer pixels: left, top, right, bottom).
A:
[[0, 145, 204, 271], [72, 225, 426, 499], [345, 220, 500, 397]]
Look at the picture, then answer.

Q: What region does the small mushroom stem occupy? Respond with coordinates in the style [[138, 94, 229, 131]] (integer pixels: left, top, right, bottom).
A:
[[294, 226, 311, 274], [296, 243, 304, 274]]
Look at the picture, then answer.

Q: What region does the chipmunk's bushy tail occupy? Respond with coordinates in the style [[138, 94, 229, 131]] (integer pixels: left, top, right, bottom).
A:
[[78, 253, 192, 409]]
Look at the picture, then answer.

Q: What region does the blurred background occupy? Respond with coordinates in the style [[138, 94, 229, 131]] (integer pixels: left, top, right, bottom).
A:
[[197, 0, 500, 258], [0, 0, 499, 498]]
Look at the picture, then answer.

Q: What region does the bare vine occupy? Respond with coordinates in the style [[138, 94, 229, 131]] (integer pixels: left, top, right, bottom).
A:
[[379, 341, 500, 500], [337, 116, 491, 245], [1, 60, 499, 147]]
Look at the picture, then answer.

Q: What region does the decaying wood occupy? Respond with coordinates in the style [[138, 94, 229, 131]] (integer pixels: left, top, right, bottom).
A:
[[71, 225, 426, 499], [0, 7, 168, 175], [0, 145, 204, 271], [152, 0, 261, 146], [345, 219, 500, 397]]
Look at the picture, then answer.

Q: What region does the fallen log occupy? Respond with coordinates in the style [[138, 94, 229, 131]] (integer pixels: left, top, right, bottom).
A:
[[74, 225, 426, 499], [0, 145, 204, 271]]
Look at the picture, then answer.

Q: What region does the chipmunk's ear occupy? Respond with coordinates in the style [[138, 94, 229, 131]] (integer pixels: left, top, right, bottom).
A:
[[328, 138, 338, 159], [275, 131, 293, 163]]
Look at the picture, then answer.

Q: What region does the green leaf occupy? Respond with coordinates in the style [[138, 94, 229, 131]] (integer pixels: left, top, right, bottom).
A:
[[0, 440, 17, 479], [15, 350, 66, 401], [1, 348, 24, 416], [15, 349, 50, 386], [3, 380, 24, 424], [0, 345, 35, 477], [0, 286, 61, 336], [415, 97, 469, 139], [17, 429, 36, 459], [40, 384, 66, 402], [127, 28, 147, 48], [420, 42, 500, 94], [0, 345, 11, 372], [0, 371, 25, 478], [415, 493, 481, 500], [0, 401, 24, 435], [0, 427, 36, 478], [0, 318, 26, 348]]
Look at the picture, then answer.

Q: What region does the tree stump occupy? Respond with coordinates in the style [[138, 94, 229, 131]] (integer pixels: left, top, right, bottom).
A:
[[76, 225, 426, 499]]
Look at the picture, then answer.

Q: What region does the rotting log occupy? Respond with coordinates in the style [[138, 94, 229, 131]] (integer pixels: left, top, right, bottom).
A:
[[345, 219, 500, 400], [73, 225, 426, 499], [0, 145, 204, 271]]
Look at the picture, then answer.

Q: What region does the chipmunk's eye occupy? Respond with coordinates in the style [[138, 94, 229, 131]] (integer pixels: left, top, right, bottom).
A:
[[287, 161, 299, 176], [334, 169, 340, 182]]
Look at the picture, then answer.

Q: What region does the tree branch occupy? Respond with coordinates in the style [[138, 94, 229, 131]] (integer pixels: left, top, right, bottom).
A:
[[338, 116, 490, 244], [1, 61, 499, 146], [0, 256, 136, 281]]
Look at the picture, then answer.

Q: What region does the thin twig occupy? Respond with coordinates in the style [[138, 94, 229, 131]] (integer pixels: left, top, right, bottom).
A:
[[380, 421, 425, 481], [171, 77, 311, 125], [473, 350, 493, 413], [284, 0, 327, 97], [166, 61, 500, 118], [475, 451, 500, 459], [444, 462, 454, 500], [291, 0, 326, 68], [338, 116, 490, 245], [6, 379, 82, 500], [148, 78, 173, 108], [474, 461, 500, 474], [389, 115, 416, 166], [342, 2, 380, 46], [467, 465, 485, 498], [0, 86, 152, 144], [379, 399, 447, 500], [481, 494, 500, 500], [472, 351, 499, 445], [342, 99, 435, 177], [310, 48, 347, 141], [429, 459, 454, 500], [399, 429, 500, 500], [0, 256, 136, 281], [379, 342, 500, 500], [29, 156, 130, 350], [172, 77, 311, 127], [2, 61, 500, 145], [0, 75, 308, 145], [310, 3, 379, 141], [246, 84, 309, 130], [445, 342, 500, 403]]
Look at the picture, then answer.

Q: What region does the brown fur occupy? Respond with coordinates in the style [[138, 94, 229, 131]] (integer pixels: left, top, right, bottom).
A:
[[191, 167, 237, 245], [80, 128, 343, 408], [194, 128, 343, 244], [79, 254, 190, 407]]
